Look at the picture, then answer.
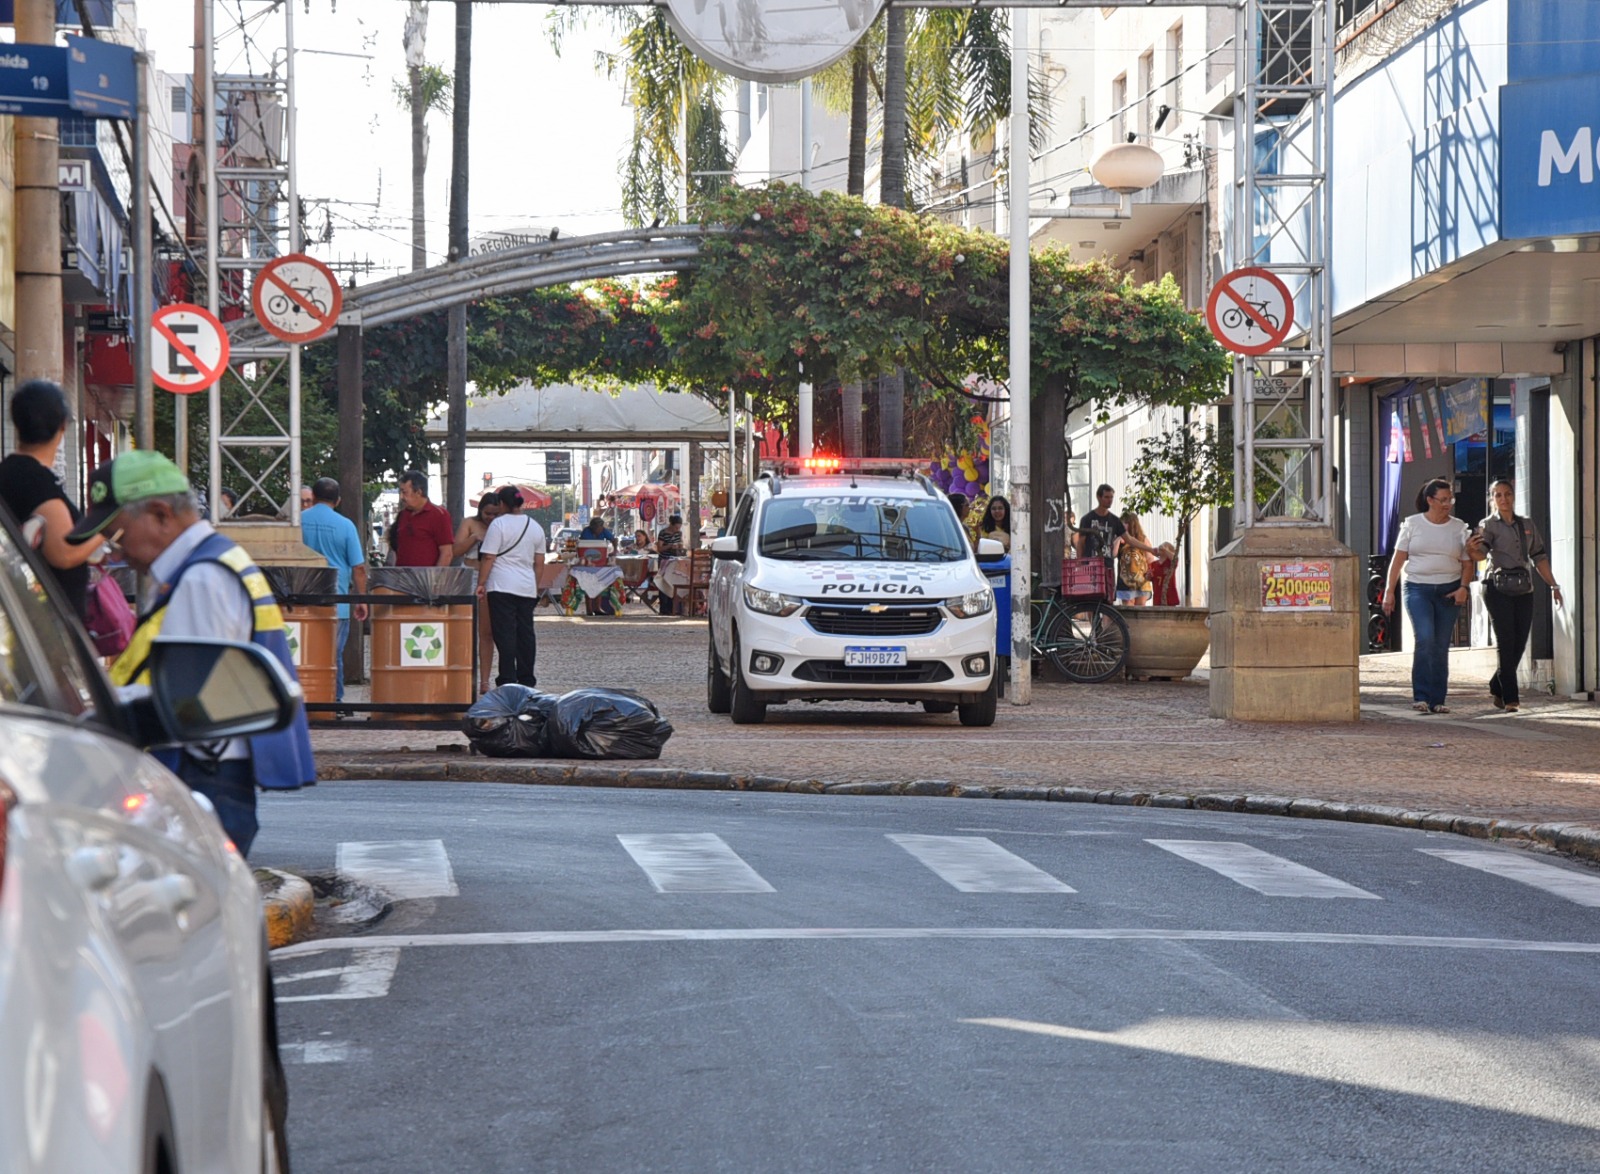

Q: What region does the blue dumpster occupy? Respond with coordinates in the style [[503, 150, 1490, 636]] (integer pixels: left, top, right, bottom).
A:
[[984, 555, 1011, 658]]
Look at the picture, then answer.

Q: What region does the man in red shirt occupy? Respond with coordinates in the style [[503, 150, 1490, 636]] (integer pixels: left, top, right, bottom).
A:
[[389, 469, 455, 566]]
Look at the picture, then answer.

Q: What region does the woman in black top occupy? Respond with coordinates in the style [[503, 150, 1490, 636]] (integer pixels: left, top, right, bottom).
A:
[[1475, 478, 1562, 713], [0, 380, 101, 618]]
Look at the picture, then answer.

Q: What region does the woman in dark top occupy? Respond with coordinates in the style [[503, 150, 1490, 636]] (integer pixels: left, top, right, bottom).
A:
[[0, 380, 102, 618], [1475, 478, 1562, 713]]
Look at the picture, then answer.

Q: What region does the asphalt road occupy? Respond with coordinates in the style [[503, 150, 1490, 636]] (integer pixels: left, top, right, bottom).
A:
[[260, 784, 1600, 1173]]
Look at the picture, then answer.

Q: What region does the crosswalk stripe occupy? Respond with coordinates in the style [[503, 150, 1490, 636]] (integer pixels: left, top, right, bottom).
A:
[[337, 839, 458, 899], [1147, 840, 1381, 899], [1420, 848, 1600, 907], [277, 947, 401, 1004], [617, 833, 776, 893], [888, 834, 1075, 893]]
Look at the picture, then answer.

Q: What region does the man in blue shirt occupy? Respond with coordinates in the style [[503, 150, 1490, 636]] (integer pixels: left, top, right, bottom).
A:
[[300, 476, 368, 705], [580, 513, 616, 549]]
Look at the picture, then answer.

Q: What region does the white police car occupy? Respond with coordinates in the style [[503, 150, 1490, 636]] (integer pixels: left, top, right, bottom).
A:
[[706, 458, 1001, 726]]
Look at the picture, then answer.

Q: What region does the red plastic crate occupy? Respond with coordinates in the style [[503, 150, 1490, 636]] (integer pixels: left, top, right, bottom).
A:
[[1061, 556, 1116, 602]]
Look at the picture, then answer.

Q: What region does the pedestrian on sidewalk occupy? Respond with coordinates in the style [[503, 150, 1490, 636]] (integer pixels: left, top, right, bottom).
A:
[[1382, 477, 1474, 714], [0, 379, 103, 621], [300, 477, 369, 707], [388, 470, 455, 567], [455, 492, 507, 692], [476, 487, 546, 688], [66, 451, 315, 854], [1476, 478, 1563, 713]]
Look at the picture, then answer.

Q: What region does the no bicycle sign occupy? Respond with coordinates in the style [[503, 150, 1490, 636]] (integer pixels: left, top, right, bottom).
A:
[[251, 253, 343, 344], [1205, 267, 1294, 356]]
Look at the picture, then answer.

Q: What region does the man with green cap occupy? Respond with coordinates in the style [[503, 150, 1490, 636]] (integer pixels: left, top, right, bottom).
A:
[[68, 451, 316, 854]]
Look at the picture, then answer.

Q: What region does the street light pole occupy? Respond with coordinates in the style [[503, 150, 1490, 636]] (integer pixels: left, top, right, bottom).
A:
[[1006, 7, 1032, 705]]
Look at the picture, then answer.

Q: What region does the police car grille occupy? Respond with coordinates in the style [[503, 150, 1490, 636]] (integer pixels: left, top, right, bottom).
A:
[[804, 604, 943, 637], [793, 661, 953, 685]]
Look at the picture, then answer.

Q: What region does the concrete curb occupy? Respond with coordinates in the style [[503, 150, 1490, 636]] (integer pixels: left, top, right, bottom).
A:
[[255, 867, 314, 949], [315, 758, 1600, 867]]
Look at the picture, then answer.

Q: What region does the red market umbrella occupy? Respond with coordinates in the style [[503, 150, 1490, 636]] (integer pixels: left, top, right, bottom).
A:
[[613, 483, 680, 510], [475, 484, 554, 510]]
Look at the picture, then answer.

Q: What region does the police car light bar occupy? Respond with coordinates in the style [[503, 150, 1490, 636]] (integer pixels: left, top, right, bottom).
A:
[[763, 457, 929, 478]]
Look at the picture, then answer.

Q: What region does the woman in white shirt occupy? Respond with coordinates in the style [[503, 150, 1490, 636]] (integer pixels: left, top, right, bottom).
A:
[[1380, 478, 1474, 714], [475, 490, 546, 689]]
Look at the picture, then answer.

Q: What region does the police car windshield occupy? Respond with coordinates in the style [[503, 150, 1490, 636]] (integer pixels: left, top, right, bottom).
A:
[[758, 495, 967, 562]]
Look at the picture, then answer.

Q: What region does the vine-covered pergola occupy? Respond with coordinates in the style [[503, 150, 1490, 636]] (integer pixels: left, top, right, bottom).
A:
[[275, 183, 1228, 578]]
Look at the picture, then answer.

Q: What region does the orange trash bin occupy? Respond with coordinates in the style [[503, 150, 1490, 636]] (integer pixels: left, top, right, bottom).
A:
[[368, 566, 478, 719], [263, 566, 339, 707]]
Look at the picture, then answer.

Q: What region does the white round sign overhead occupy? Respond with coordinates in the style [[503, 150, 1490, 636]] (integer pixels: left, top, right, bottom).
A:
[[664, 0, 883, 84]]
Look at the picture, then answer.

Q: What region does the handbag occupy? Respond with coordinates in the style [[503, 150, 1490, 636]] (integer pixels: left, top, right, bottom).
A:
[[1487, 516, 1535, 596], [85, 568, 136, 656]]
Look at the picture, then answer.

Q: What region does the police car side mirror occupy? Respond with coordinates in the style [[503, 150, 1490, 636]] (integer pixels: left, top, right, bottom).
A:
[[975, 538, 1006, 563], [710, 535, 744, 561], [145, 639, 301, 746]]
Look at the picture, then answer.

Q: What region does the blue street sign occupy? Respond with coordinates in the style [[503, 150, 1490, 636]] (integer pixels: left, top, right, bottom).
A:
[[65, 34, 133, 119], [0, 44, 69, 118]]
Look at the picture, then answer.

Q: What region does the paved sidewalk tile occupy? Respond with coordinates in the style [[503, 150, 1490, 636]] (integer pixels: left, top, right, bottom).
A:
[[311, 613, 1600, 828]]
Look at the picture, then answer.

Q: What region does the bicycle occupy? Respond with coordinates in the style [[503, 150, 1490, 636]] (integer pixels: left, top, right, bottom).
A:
[[1028, 556, 1130, 683]]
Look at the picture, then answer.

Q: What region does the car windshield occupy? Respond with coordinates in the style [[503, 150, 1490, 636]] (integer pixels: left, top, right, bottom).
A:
[[758, 494, 967, 562]]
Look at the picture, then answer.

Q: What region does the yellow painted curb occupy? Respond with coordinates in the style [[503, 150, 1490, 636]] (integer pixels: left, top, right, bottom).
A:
[[254, 867, 314, 949]]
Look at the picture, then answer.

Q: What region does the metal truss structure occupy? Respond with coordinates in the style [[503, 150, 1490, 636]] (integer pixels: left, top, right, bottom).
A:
[[1231, 0, 1335, 527], [198, 0, 300, 521], [201, 0, 1329, 540]]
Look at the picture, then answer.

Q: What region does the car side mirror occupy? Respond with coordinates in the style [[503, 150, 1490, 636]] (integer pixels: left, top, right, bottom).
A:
[[975, 538, 1005, 563], [710, 535, 744, 561], [145, 639, 301, 745]]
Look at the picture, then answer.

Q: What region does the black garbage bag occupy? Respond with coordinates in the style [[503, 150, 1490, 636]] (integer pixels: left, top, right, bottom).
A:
[[549, 688, 674, 760], [461, 685, 559, 758]]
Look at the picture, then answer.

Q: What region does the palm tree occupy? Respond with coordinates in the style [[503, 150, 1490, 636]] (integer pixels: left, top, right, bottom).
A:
[[553, 9, 734, 226], [398, 2, 452, 272]]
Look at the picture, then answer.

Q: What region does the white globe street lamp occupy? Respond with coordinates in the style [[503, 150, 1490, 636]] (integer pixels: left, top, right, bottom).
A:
[[1089, 142, 1166, 194]]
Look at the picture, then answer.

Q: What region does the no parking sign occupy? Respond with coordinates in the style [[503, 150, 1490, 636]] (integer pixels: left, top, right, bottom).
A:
[[151, 303, 230, 394]]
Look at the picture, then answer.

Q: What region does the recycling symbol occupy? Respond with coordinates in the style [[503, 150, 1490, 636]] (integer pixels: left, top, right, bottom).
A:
[[403, 623, 444, 663], [283, 622, 302, 664]]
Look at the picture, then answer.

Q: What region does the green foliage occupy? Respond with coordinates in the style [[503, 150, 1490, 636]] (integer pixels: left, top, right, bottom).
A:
[[393, 63, 453, 115], [152, 372, 340, 515], [296, 186, 1227, 488], [1123, 421, 1233, 570]]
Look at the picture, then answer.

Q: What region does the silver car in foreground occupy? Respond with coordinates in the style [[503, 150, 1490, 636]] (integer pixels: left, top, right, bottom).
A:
[[0, 510, 300, 1172]]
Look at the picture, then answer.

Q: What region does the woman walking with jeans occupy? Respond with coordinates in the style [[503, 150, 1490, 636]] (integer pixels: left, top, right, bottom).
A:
[[1381, 478, 1474, 714], [1477, 479, 1563, 713]]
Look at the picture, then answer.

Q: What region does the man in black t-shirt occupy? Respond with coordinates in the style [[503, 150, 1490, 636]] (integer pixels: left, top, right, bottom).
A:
[[1073, 485, 1127, 559]]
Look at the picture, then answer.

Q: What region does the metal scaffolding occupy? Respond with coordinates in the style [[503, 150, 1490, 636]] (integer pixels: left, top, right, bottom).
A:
[[198, 0, 300, 522], [1231, 0, 1335, 526]]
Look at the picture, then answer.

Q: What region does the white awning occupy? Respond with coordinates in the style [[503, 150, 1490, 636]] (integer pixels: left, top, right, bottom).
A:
[[425, 382, 732, 445]]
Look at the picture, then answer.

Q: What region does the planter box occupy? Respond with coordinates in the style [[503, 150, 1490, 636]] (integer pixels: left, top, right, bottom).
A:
[[1117, 605, 1211, 680]]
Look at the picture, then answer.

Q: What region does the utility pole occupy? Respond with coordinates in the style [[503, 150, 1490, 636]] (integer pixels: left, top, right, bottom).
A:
[[444, 0, 471, 526], [14, 0, 64, 384], [132, 52, 154, 451]]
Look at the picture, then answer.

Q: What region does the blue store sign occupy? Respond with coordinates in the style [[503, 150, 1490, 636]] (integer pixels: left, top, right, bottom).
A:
[[1501, 72, 1600, 239]]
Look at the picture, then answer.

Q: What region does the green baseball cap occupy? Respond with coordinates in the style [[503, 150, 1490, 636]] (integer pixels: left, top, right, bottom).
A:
[[67, 451, 192, 544]]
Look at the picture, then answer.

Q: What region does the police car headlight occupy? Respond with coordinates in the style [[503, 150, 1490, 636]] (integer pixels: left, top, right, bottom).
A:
[[946, 588, 994, 619], [744, 585, 803, 617]]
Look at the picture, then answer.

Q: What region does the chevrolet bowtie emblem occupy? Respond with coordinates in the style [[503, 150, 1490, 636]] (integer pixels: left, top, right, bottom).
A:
[[864, 603, 888, 614]]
